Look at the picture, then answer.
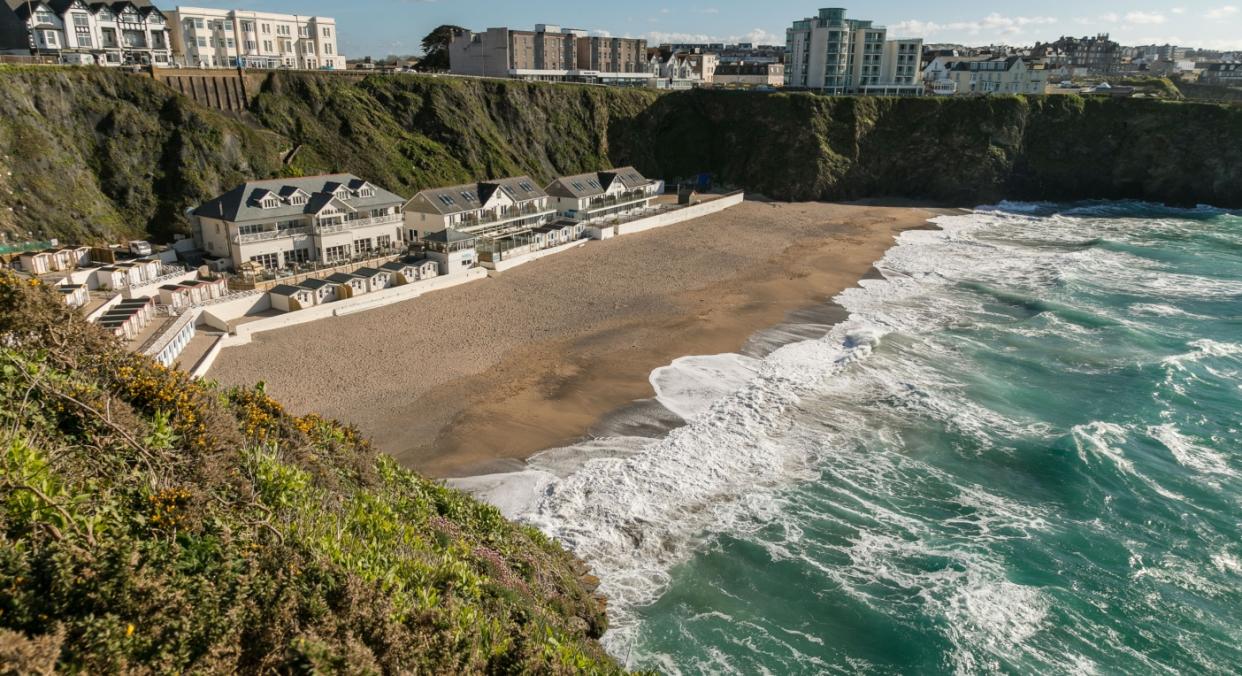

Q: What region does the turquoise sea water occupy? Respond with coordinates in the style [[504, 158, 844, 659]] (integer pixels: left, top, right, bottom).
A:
[[507, 202, 1242, 674]]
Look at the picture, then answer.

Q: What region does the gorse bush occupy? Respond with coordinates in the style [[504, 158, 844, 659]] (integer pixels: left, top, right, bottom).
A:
[[0, 271, 620, 674]]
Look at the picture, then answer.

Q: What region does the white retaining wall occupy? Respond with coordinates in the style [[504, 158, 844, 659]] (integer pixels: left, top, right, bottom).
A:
[[189, 335, 226, 379], [84, 293, 123, 322], [485, 239, 588, 274], [198, 293, 271, 331], [615, 192, 745, 237]]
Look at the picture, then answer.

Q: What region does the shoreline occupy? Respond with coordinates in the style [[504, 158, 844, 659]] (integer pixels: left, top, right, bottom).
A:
[[206, 201, 949, 478]]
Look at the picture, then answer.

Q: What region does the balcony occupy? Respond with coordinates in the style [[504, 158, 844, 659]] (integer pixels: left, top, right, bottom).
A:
[[312, 213, 402, 235], [457, 204, 554, 231], [582, 191, 652, 214], [234, 225, 312, 244]]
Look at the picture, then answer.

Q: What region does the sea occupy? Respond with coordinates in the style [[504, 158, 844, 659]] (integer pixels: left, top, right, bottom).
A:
[[456, 202, 1242, 674]]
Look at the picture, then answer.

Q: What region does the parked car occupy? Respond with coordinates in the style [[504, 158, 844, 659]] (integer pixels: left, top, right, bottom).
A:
[[129, 240, 152, 257]]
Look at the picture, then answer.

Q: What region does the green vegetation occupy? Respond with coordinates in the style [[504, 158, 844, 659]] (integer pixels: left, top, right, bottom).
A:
[[1, 67, 1240, 246], [0, 271, 621, 673]]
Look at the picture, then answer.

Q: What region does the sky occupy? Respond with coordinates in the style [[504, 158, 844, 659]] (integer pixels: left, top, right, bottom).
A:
[[175, 1, 1242, 57]]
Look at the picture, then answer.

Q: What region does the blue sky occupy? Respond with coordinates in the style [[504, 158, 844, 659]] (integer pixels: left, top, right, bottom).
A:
[[177, 1, 1242, 57]]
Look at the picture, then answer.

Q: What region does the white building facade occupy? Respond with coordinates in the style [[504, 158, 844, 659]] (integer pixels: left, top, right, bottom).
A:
[[946, 56, 1049, 95], [192, 174, 406, 272], [16, 0, 172, 65], [784, 7, 922, 95], [167, 6, 344, 69]]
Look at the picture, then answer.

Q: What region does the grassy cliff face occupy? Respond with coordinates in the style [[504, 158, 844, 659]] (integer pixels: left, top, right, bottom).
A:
[[0, 272, 620, 673], [1, 68, 1240, 246], [619, 90, 1242, 206]]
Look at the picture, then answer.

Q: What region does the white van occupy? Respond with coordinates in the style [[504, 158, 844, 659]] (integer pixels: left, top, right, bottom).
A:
[[129, 240, 153, 257]]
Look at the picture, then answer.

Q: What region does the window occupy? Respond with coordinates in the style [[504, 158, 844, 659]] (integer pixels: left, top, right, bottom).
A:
[[284, 248, 310, 264], [376, 235, 392, 249], [324, 245, 348, 261], [72, 13, 89, 28], [197, 37, 206, 48], [35, 10, 56, 24], [352, 239, 373, 255], [241, 21, 252, 32], [437, 194, 456, 206], [43, 31, 57, 48], [245, 40, 256, 50], [261, 197, 278, 208], [250, 252, 279, 269], [226, 38, 234, 48], [322, 27, 331, 37], [325, 44, 333, 55], [238, 223, 266, 236], [261, 23, 270, 34], [263, 40, 272, 52], [290, 195, 306, 206]]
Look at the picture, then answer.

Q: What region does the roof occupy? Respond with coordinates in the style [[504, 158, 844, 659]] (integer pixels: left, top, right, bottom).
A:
[[545, 167, 650, 199], [410, 176, 546, 216], [423, 228, 476, 244], [352, 266, 384, 278], [269, 284, 305, 296], [160, 284, 189, 291], [325, 272, 360, 284], [298, 278, 333, 290], [193, 174, 404, 222]]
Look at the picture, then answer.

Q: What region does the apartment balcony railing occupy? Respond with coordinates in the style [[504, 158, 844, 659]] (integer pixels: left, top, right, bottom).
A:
[[583, 192, 651, 213], [234, 225, 312, 244], [313, 213, 402, 235], [457, 205, 554, 230]]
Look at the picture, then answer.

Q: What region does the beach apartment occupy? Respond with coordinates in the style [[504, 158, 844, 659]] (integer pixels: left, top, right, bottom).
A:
[[544, 167, 660, 224], [404, 176, 554, 265], [192, 174, 406, 273]]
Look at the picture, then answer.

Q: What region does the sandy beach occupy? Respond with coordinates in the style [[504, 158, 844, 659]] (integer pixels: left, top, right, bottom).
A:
[[207, 200, 941, 477]]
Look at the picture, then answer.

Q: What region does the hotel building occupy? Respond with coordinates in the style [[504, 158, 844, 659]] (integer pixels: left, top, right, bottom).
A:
[[784, 7, 922, 95], [192, 174, 406, 272], [4, 0, 173, 65], [167, 5, 344, 69], [449, 24, 649, 85]]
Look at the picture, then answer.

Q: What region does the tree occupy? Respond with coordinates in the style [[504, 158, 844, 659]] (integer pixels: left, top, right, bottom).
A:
[[416, 25, 465, 72]]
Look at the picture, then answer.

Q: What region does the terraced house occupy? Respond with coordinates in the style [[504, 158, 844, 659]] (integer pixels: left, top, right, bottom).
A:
[[3, 0, 173, 65], [404, 176, 556, 266], [545, 167, 660, 223], [192, 174, 406, 272]]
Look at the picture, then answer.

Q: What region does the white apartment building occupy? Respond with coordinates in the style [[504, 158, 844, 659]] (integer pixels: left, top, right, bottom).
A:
[[946, 56, 1049, 95], [544, 168, 660, 223], [13, 0, 173, 65], [167, 6, 344, 69], [192, 174, 406, 272], [784, 7, 923, 95], [403, 177, 555, 242]]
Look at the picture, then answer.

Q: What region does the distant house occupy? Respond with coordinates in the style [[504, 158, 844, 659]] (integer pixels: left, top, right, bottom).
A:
[[544, 167, 660, 223], [269, 284, 315, 312], [946, 56, 1049, 95], [351, 266, 391, 293], [299, 278, 339, 304], [192, 174, 406, 273], [380, 256, 439, 284], [325, 271, 367, 298], [1201, 62, 1242, 86], [5, 0, 174, 66], [713, 62, 784, 87]]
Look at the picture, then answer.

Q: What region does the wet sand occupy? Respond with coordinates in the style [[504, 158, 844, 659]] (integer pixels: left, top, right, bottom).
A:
[[207, 201, 942, 477]]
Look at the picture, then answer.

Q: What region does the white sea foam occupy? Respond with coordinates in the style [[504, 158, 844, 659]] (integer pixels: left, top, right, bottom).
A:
[[1146, 423, 1234, 479], [649, 353, 761, 421]]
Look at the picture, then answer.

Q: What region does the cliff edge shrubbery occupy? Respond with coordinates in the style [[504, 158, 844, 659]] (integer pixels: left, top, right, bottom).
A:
[[0, 271, 621, 673], [1, 67, 1240, 246]]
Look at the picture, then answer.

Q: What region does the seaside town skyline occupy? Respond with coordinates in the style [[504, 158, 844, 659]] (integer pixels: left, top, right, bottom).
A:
[[144, 0, 1242, 57]]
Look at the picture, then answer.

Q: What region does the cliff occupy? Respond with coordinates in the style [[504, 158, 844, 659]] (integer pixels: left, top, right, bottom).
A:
[[0, 272, 621, 673], [1, 67, 1240, 246]]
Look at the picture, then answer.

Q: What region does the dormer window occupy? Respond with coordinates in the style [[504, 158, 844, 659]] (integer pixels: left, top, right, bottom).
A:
[[290, 195, 306, 206], [358, 188, 374, 198], [261, 197, 278, 208]]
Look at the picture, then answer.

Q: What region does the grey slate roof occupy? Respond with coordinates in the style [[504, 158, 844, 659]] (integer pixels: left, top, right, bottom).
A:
[[193, 174, 405, 222], [269, 284, 305, 296], [410, 176, 546, 216], [545, 167, 650, 199], [299, 278, 333, 291], [325, 272, 360, 284], [423, 229, 476, 244], [352, 267, 384, 278]]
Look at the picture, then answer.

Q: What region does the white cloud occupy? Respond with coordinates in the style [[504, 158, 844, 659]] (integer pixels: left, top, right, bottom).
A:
[[644, 27, 782, 46], [892, 13, 1057, 38], [1205, 5, 1239, 18], [1124, 11, 1166, 24], [1170, 7, 1186, 14], [692, 7, 720, 14]]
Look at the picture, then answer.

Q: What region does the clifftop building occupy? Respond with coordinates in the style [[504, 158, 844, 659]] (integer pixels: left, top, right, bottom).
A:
[[449, 24, 648, 85], [784, 8, 921, 95], [1032, 34, 1120, 75], [167, 6, 344, 70], [0, 0, 173, 65]]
